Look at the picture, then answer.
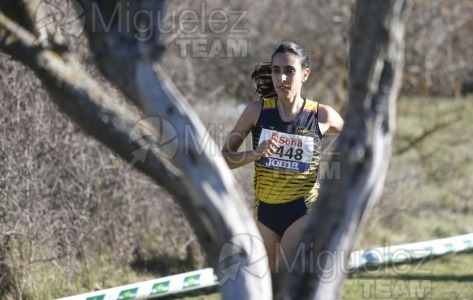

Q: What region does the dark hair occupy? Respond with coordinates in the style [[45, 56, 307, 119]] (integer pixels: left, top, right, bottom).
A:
[[251, 41, 310, 99]]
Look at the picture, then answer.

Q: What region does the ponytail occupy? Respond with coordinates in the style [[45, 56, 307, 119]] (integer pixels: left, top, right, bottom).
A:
[[251, 62, 276, 100]]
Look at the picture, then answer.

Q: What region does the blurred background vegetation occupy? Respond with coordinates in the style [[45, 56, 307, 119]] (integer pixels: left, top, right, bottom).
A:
[[1, 0, 472, 299]]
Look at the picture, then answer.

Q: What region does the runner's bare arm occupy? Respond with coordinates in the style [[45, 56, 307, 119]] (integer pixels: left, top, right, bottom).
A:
[[318, 104, 344, 135], [222, 101, 277, 169]]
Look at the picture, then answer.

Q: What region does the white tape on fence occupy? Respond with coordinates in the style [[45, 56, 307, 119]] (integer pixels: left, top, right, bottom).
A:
[[57, 233, 473, 300], [56, 268, 217, 300], [348, 233, 473, 269]]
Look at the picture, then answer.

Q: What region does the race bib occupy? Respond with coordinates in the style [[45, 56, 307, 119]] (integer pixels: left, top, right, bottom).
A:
[[257, 128, 314, 172]]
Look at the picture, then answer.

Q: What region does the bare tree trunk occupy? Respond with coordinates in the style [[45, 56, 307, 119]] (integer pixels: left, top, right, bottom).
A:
[[0, 1, 272, 299], [1, 0, 409, 298], [275, 1, 408, 299]]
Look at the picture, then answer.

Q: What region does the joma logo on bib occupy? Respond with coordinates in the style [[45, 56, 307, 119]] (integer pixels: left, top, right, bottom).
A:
[[265, 158, 299, 171]]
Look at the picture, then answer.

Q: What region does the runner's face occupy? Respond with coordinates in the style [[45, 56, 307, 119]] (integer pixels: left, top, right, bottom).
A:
[[271, 52, 308, 100]]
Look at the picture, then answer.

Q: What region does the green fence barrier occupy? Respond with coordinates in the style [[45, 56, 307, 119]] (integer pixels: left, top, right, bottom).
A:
[[348, 233, 473, 269], [57, 233, 473, 300], [57, 268, 218, 300]]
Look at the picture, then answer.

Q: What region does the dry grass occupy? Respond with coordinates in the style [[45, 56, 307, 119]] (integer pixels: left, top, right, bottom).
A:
[[1, 0, 473, 298], [357, 97, 473, 249], [1, 52, 472, 298]]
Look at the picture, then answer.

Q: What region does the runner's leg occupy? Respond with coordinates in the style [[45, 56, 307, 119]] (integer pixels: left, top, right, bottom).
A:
[[277, 214, 310, 271], [256, 221, 282, 270]]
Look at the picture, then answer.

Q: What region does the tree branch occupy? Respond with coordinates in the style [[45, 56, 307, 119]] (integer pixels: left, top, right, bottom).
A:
[[275, 1, 408, 299], [76, 1, 271, 298], [0, 9, 189, 244], [1, 1, 272, 298]]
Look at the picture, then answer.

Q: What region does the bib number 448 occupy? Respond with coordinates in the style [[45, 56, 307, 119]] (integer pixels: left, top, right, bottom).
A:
[[274, 146, 304, 161]]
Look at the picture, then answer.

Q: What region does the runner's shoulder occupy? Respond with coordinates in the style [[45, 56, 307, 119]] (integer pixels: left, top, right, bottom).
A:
[[241, 100, 263, 125]]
